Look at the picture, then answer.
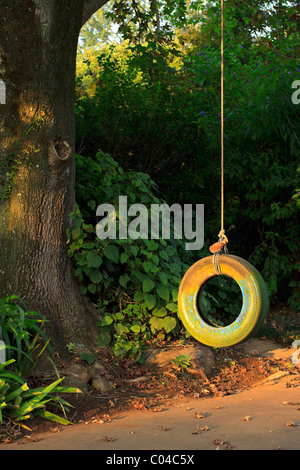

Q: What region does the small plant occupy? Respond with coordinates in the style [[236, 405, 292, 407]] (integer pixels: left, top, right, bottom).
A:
[[0, 359, 79, 426], [0, 296, 80, 432], [172, 354, 192, 370], [0, 295, 51, 378]]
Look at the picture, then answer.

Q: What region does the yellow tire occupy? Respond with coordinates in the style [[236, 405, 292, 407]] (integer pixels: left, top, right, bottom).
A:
[[178, 255, 269, 348]]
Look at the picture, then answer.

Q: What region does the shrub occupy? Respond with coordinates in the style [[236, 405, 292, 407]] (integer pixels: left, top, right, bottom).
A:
[[75, 30, 300, 310], [67, 151, 190, 361], [0, 295, 50, 378], [0, 360, 78, 426], [0, 297, 80, 429]]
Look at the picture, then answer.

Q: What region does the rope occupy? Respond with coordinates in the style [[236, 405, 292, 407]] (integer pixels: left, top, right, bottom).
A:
[[213, 252, 221, 275], [221, 0, 224, 233], [212, 0, 226, 276]]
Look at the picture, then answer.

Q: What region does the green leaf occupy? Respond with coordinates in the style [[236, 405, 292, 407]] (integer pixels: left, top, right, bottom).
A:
[[120, 252, 128, 264], [71, 227, 81, 240], [163, 316, 177, 333], [103, 245, 119, 263], [146, 240, 158, 251], [134, 290, 144, 302], [159, 272, 168, 285], [101, 315, 114, 326], [144, 293, 156, 309], [149, 316, 164, 332], [115, 312, 124, 320], [157, 285, 169, 301], [131, 324, 141, 333], [172, 289, 178, 302], [114, 323, 129, 335], [166, 303, 178, 312], [160, 250, 169, 261], [80, 352, 95, 365], [142, 261, 153, 273], [35, 409, 73, 425], [142, 278, 155, 293], [79, 286, 87, 295], [81, 242, 95, 249], [219, 291, 227, 300], [152, 254, 160, 266], [89, 270, 102, 284], [119, 274, 130, 287], [130, 245, 139, 256], [98, 330, 111, 346], [87, 283, 97, 294], [19, 378, 64, 415], [153, 307, 167, 317], [86, 252, 102, 268]]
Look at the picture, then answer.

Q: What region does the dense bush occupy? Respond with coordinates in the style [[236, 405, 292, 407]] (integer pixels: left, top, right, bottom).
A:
[[75, 1, 300, 313], [75, 40, 299, 311], [68, 152, 191, 361]]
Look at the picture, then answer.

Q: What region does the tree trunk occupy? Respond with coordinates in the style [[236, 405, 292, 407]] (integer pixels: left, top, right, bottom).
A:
[[0, 1, 106, 357]]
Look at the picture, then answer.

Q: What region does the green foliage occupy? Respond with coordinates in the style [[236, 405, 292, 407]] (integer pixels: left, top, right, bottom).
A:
[[200, 276, 243, 326], [0, 295, 51, 378], [68, 152, 189, 361], [172, 354, 192, 370], [75, 1, 300, 311], [0, 360, 78, 426], [0, 296, 80, 428], [106, 0, 189, 44]]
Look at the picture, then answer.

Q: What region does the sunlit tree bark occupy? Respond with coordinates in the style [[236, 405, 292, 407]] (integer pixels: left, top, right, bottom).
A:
[[0, 0, 108, 355]]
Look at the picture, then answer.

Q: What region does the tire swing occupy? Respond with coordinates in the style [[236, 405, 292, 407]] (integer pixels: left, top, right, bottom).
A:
[[177, 0, 269, 348]]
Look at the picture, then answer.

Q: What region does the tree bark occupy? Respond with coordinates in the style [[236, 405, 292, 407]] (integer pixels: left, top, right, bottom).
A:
[[0, 1, 108, 357]]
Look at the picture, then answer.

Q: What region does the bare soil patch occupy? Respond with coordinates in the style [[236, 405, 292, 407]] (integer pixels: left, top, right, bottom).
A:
[[1, 335, 296, 444]]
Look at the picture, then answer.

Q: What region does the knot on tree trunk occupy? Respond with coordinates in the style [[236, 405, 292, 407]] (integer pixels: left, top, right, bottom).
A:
[[51, 138, 71, 161]]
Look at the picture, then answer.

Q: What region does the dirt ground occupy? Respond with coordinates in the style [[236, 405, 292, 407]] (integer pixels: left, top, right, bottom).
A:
[[1, 334, 300, 451]]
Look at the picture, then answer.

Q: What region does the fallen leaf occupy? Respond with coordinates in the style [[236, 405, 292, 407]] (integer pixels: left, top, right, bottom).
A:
[[213, 437, 233, 450], [102, 414, 111, 422], [286, 421, 297, 427], [50, 426, 61, 433], [23, 435, 40, 442], [158, 425, 171, 432], [213, 439, 224, 445], [282, 402, 300, 405], [200, 425, 210, 432], [102, 435, 117, 442], [243, 416, 251, 421], [20, 424, 32, 432], [1, 437, 13, 444]]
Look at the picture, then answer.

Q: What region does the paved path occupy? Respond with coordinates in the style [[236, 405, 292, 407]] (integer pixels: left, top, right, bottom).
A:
[[2, 339, 300, 452], [2, 372, 300, 451]]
